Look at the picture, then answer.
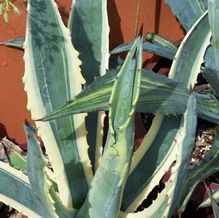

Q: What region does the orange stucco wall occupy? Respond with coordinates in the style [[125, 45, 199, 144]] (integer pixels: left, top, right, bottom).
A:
[[0, 0, 184, 146]]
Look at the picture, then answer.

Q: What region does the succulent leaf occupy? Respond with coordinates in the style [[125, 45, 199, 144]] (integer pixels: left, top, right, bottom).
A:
[[0, 37, 24, 48], [165, 0, 207, 31], [69, 0, 109, 172], [202, 1, 219, 96], [208, 0, 219, 69], [8, 150, 27, 173], [41, 69, 219, 125], [200, 186, 219, 208], [179, 127, 219, 211], [203, 181, 219, 218], [201, 66, 219, 96], [146, 32, 178, 50], [40, 70, 188, 119], [0, 162, 45, 217], [23, 0, 92, 208], [111, 41, 176, 60], [123, 10, 211, 213], [121, 94, 197, 217], [25, 122, 75, 218], [76, 37, 142, 218]]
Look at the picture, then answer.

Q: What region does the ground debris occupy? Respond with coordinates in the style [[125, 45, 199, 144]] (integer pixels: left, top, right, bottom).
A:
[[190, 121, 216, 165]]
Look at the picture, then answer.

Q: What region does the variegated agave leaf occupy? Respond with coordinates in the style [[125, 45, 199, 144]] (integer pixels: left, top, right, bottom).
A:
[[0, 162, 43, 218], [111, 41, 176, 60], [202, 1, 219, 96], [69, 0, 109, 83], [23, 0, 92, 208], [179, 127, 219, 211], [8, 150, 27, 173], [68, 0, 109, 171], [120, 11, 211, 215], [202, 64, 219, 97], [202, 182, 219, 218], [120, 94, 197, 217], [168, 11, 210, 87], [41, 69, 219, 125], [111, 32, 177, 60], [25, 123, 75, 218], [165, 0, 207, 31], [76, 37, 142, 218], [208, 0, 219, 69], [200, 183, 219, 208], [40, 70, 189, 119], [0, 37, 24, 49], [146, 32, 178, 50]]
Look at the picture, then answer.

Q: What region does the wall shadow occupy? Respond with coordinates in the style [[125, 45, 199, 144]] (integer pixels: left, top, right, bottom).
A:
[[108, 0, 124, 50], [155, 0, 162, 34], [56, 2, 70, 26], [0, 122, 26, 149], [0, 123, 8, 139], [108, 0, 124, 69]]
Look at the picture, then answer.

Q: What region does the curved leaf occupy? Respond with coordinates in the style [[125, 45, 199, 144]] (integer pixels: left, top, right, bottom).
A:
[[165, 0, 207, 31], [122, 11, 211, 213], [121, 94, 197, 217], [111, 41, 176, 60], [146, 32, 178, 50]]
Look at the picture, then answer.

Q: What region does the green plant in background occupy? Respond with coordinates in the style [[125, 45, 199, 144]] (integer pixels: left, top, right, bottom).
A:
[[2, 0, 219, 217], [0, 0, 23, 22]]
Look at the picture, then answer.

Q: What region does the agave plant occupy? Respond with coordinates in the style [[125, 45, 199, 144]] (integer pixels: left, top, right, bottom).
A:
[[1, 0, 219, 217]]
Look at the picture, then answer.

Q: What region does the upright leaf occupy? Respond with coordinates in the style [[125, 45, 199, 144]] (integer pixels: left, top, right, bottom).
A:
[[208, 0, 219, 69], [76, 37, 142, 218], [162, 94, 197, 217], [23, 0, 92, 208], [69, 0, 109, 82], [168, 11, 210, 87], [69, 0, 109, 171], [202, 1, 219, 96]]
